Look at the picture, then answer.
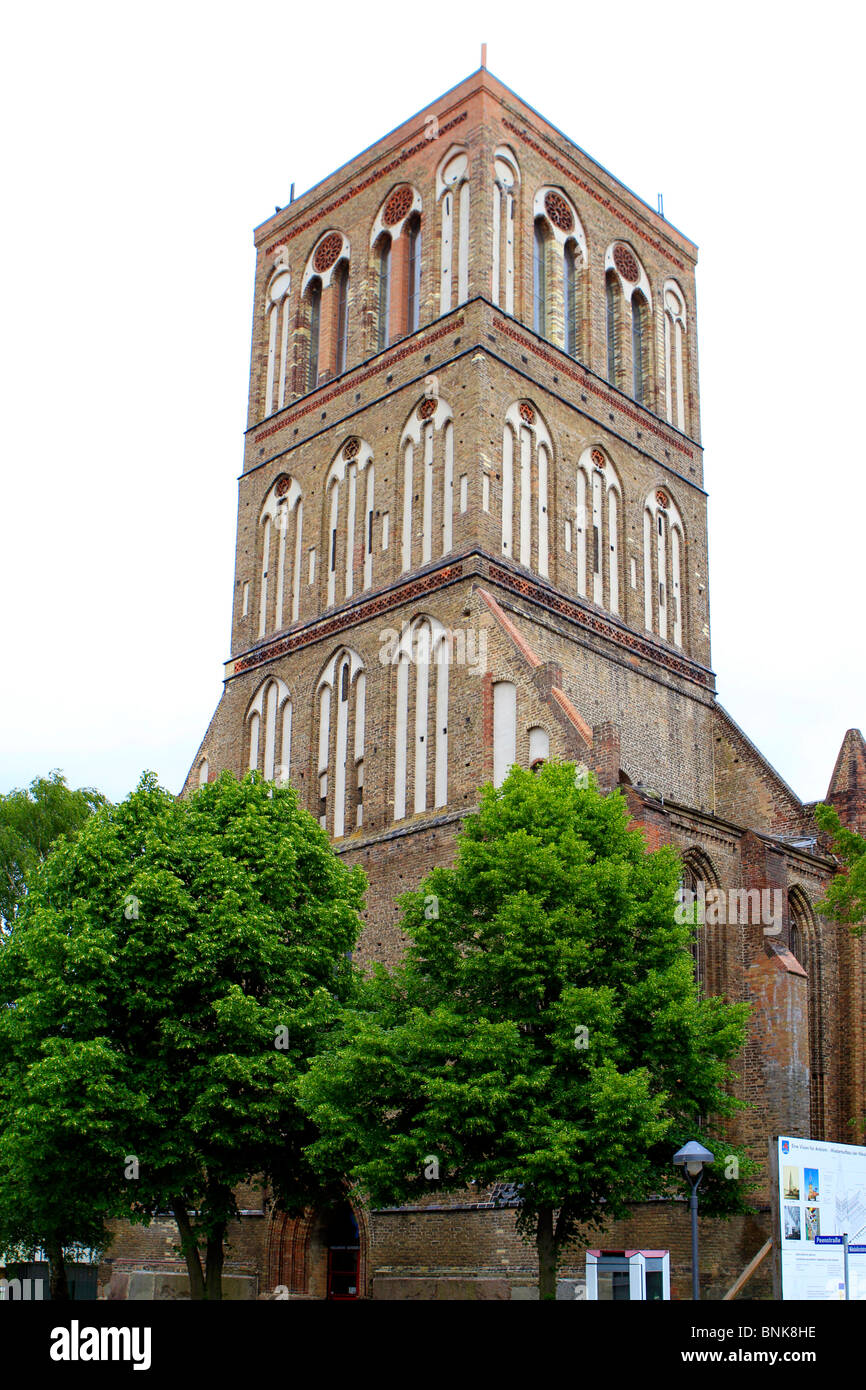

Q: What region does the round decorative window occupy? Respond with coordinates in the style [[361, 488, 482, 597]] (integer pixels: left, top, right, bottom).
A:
[[313, 233, 344, 274], [275, 475, 292, 497], [383, 185, 415, 227], [591, 448, 606, 469], [544, 190, 574, 233], [656, 489, 669, 509], [613, 244, 640, 283], [418, 398, 437, 420], [518, 403, 536, 425], [343, 438, 360, 460]]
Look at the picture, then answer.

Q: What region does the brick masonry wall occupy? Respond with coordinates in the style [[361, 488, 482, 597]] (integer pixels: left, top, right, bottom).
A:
[[145, 72, 864, 1301]]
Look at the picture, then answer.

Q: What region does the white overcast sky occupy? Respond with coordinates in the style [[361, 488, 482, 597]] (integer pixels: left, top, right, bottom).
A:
[[1, 0, 862, 807]]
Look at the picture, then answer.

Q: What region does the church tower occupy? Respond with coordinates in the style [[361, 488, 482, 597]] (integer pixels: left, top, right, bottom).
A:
[[175, 67, 864, 1299], [187, 66, 716, 966]]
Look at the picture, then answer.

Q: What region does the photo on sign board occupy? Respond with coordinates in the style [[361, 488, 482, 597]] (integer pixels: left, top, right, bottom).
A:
[[805, 1207, 820, 1242], [804, 1168, 820, 1202], [784, 1205, 802, 1240], [783, 1166, 801, 1200]]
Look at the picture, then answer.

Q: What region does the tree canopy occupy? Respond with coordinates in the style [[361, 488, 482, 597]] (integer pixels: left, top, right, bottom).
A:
[[0, 771, 107, 929], [815, 803, 866, 935], [0, 770, 365, 1298], [301, 761, 753, 1297]]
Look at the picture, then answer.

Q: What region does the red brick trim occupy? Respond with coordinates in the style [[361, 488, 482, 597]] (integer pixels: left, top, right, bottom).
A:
[[487, 563, 713, 688], [492, 317, 693, 458], [264, 113, 469, 257], [501, 119, 686, 271], [233, 564, 464, 676], [252, 316, 466, 445]]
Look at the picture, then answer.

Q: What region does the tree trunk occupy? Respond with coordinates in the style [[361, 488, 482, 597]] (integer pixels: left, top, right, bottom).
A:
[[46, 1236, 69, 1301], [172, 1201, 206, 1300], [536, 1206, 557, 1301], [205, 1220, 226, 1301]]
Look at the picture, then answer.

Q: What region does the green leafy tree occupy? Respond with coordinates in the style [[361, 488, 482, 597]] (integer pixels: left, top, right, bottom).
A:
[[301, 761, 753, 1298], [0, 771, 107, 929], [0, 771, 365, 1299], [814, 803, 866, 934]]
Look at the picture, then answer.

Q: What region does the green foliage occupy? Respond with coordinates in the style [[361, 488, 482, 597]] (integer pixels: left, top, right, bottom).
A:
[[0, 771, 107, 929], [0, 770, 365, 1295], [301, 762, 753, 1290], [815, 803, 866, 935]]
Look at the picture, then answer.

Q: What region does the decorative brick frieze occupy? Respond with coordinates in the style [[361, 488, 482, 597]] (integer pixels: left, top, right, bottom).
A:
[[492, 317, 693, 459], [487, 563, 713, 688], [232, 564, 465, 677], [251, 316, 466, 447], [501, 119, 687, 271], [263, 112, 468, 257]]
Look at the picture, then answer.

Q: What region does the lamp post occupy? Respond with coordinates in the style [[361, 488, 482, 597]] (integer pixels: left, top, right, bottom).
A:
[[673, 1140, 715, 1300]]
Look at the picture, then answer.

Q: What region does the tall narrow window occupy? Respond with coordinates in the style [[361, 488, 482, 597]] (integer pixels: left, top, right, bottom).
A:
[[663, 281, 688, 431], [264, 266, 291, 416], [335, 262, 349, 375], [407, 215, 421, 333], [438, 150, 469, 314], [307, 279, 322, 390], [377, 236, 391, 351], [643, 488, 684, 647], [574, 448, 621, 616], [316, 649, 365, 840], [564, 242, 578, 357], [632, 291, 649, 406], [492, 681, 517, 788], [399, 396, 455, 573], [501, 402, 551, 578], [246, 677, 291, 784], [258, 476, 303, 635], [492, 149, 519, 314], [533, 219, 547, 337], [606, 271, 619, 386], [393, 618, 450, 821]]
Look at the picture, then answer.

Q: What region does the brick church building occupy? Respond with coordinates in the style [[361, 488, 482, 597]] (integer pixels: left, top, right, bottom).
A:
[[105, 65, 865, 1300]]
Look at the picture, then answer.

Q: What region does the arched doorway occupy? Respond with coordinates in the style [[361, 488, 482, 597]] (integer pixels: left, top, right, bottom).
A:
[[266, 1199, 368, 1299], [324, 1205, 361, 1300]]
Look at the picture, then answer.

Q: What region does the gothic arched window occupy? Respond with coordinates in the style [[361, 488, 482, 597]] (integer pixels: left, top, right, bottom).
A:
[[399, 395, 455, 572], [437, 148, 470, 314], [264, 263, 291, 416], [606, 270, 622, 387], [301, 230, 351, 389], [376, 234, 391, 351], [406, 213, 422, 333], [492, 147, 519, 314], [316, 648, 366, 837], [574, 447, 622, 616], [501, 401, 552, 579], [532, 189, 586, 354], [307, 278, 322, 390], [246, 676, 292, 784], [663, 280, 688, 431], [323, 438, 375, 607], [632, 290, 650, 405], [393, 617, 450, 820], [643, 488, 685, 648], [371, 185, 423, 348], [605, 242, 653, 408], [533, 218, 549, 337], [257, 475, 303, 636]]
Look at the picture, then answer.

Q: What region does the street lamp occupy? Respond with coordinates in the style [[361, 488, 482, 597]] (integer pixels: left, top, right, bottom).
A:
[[673, 1140, 715, 1300]]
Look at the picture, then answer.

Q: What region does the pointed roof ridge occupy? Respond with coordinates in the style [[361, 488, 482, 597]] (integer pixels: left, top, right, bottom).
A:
[[827, 728, 866, 799]]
